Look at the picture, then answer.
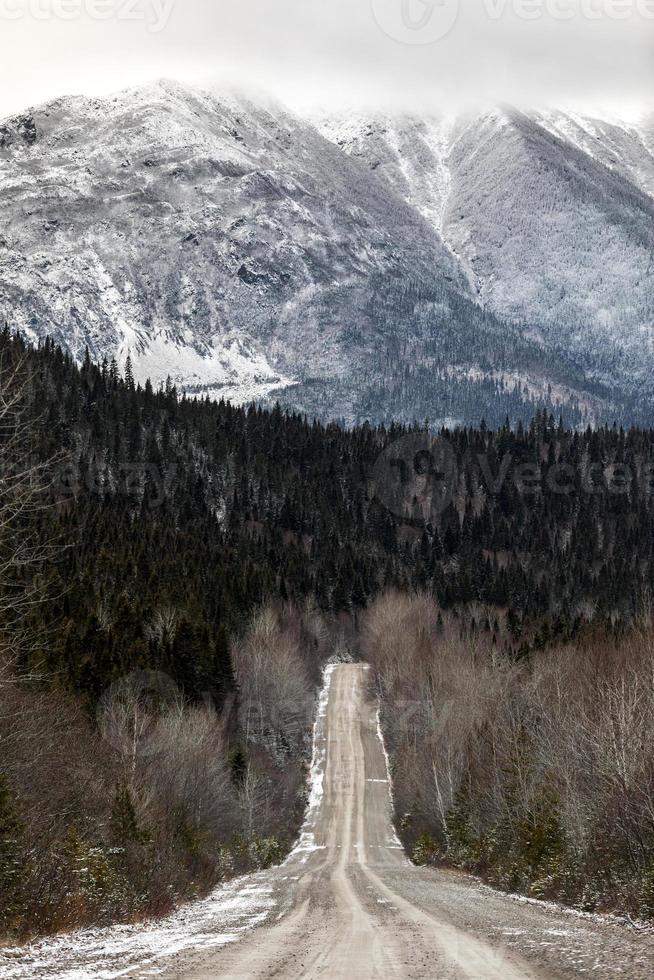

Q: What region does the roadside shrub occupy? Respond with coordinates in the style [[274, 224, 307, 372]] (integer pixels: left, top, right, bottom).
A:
[[365, 592, 654, 919]]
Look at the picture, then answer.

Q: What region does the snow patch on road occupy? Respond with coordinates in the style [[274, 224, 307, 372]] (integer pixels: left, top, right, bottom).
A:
[[375, 706, 404, 852], [284, 661, 337, 864], [307, 662, 337, 808]]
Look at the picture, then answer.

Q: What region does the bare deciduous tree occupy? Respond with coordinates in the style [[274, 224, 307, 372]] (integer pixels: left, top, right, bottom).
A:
[[0, 350, 61, 678], [365, 590, 654, 916]]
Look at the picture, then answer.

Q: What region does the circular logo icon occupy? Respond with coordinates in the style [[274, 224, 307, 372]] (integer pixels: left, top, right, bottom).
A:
[[370, 432, 457, 523], [371, 0, 460, 45]]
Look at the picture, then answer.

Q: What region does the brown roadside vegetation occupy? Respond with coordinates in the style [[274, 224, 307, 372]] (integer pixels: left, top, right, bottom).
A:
[[364, 591, 654, 919]]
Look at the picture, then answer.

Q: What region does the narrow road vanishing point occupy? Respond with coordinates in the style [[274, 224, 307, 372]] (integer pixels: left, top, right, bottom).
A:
[[161, 664, 654, 980], [3, 664, 653, 979]]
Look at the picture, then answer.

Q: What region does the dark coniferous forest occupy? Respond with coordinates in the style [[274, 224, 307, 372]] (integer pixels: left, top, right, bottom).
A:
[[10, 328, 654, 693], [2, 327, 654, 936]]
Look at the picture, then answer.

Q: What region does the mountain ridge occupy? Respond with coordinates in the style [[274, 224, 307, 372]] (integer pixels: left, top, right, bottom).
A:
[[316, 104, 654, 390], [1, 80, 653, 426]]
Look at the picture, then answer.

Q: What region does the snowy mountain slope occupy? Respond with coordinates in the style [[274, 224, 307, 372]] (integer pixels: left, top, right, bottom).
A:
[[318, 108, 654, 390], [532, 109, 654, 199], [447, 109, 654, 385], [1, 83, 653, 425], [317, 113, 454, 235], [0, 80, 463, 401]]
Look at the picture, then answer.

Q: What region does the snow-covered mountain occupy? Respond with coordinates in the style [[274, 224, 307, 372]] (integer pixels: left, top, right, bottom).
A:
[[0, 80, 462, 403], [1, 82, 653, 425], [316, 107, 654, 395]]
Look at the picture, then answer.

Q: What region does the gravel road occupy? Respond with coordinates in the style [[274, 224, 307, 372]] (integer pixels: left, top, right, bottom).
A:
[[2, 663, 653, 979], [160, 663, 654, 979]]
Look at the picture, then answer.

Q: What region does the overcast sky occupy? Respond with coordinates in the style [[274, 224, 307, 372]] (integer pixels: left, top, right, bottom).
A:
[[1, 0, 652, 119]]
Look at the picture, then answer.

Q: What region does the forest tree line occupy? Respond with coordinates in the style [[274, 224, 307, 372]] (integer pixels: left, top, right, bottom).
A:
[[2, 328, 654, 936]]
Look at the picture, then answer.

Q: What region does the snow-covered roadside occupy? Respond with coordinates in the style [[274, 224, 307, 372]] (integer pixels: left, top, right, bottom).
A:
[[0, 877, 274, 980], [0, 662, 340, 980], [481, 882, 654, 935], [283, 661, 337, 864], [375, 706, 404, 851]]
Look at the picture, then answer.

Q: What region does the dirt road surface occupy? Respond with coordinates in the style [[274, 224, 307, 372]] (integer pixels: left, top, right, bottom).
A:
[[2, 663, 653, 979]]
